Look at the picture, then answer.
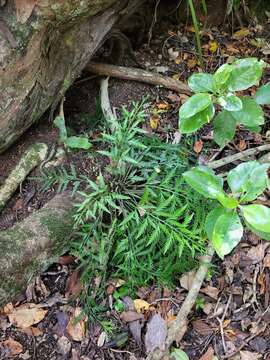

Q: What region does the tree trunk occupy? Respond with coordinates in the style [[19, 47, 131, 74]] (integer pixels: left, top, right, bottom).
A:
[[0, 192, 76, 307], [0, 0, 143, 153]]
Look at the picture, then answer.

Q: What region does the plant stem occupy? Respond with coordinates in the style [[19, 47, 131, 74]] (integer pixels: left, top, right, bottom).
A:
[[187, 0, 204, 68]]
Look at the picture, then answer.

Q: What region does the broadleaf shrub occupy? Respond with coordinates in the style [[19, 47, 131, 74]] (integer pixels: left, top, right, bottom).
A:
[[183, 161, 270, 259], [179, 57, 270, 147]]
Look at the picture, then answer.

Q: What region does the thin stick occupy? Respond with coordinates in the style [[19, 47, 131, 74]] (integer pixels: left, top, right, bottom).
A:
[[147, 244, 214, 360], [207, 144, 270, 169], [86, 62, 191, 95]]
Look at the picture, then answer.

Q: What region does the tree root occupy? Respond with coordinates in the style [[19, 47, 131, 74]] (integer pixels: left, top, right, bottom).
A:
[[207, 143, 270, 170], [147, 244, 214, 360], [0, 192, 77, 307], [85, 62, 191, 95], [0, 143, 48, 211]]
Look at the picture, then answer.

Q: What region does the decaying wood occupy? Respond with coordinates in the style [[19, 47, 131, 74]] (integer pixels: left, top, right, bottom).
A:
[[0, 0, 145, 153], [0, 192, 77, 307], [0, 143, 48, 211], [208, 144, 270, 169], [86, 62, 192, 94], [147, 244, 214, 360]]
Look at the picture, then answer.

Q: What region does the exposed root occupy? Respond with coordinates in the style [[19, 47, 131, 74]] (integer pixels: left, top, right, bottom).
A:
[[0, 143, 48, 211], [86, 62, 191, 95], [147, 244, 214, 360]]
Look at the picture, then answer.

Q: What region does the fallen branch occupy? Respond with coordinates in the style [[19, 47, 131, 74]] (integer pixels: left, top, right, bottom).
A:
[[0, 143, 48, 211], [85, 62, 191, 95], [0, 192, 77, 307], [207, 144, 270, 170], [100, 77, 117, 133], [147, 244, 214, 360]]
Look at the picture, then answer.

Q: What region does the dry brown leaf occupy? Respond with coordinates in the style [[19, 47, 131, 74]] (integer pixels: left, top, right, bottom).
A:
[[193, 140, 203, 154], [0, 337, 23, 356], [180, 270, 196, 291], [145, 314, 167, 353], [225, 43, 240, 54], [66, 307, 86, 342], [149, 117, 159, 130], [65, 270, 81, 298], [134, 299, 150, 313], [2, 302, 13, 314], [240, 350, 261, 360], [7, 303, 47, 328], [192, 320, 214, 336], [258, 273, 265, 295], [157, 102, 170, 110], [263, 253, 270, 267], [120, 311, 144, 323], [198, 346, 215, 360], [15, 0, 37, 23], [187, 58, 197, 69], [247, 243, 268, 264], [58, 255, 76, 265], [19, 326, 43, 336], [209, 41, 218, 53], [200, 286, 219, 300], [233, 28, 250, 39], [238, 140, 247, 151]]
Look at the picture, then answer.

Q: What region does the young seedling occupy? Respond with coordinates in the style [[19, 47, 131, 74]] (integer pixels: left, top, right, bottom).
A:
[[183, 161, 270, 258], [179, 58, 270, 147], [54, 115, 92, 150]]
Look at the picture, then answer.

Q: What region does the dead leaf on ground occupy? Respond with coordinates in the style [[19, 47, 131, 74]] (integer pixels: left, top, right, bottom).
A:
[[187, 58, 197, 69], [246, 243, 268, 264], [145, 314, 167, 353], [19, 326, 43, 336], [198, 346, 215, 360], [237, 139, 247, 151], [7, 303, 48, 328], [15, 0, 37, 23], [180, 270, 196, 291], [0, 337, 23, 356], [57, 336, 71, 356], [194, 139, 204, 154], [120, 311, 144, 323], [263, 253, 270, 268], [240, 350, 261, 360], [134, 299, 150, 313], [200, 286, 219, 300], [233, 28, 250, 39], [149, 116, 160, 130], [65, 270, 81, 298], [209, 40, 218, 53], [66, 307, 87, 342], [58, 255, 76, 265], [192, 320, 214, 336]]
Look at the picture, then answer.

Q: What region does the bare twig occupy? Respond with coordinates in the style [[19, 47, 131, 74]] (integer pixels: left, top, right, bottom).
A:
[[86, 62, 191, 95], [217, 317, 227, 354], [221, 325, 267, 359], [147, 244, 214, 360], [207, 144, 270, 169]]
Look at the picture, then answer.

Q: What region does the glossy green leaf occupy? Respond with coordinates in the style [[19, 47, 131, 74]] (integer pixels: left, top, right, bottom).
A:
[[228, 58, 265, 91], [213, 110, 237, 148], [231, 97, 264, 127], [171, 349, 189, 360], [212, 211, 243, 259], [180, 103, 215, 134], [65, 136, 92, 149], [218, 94, 242, 111], [245, 220, 270, 241], [205, 206, 227, 240], [54, 115, 67, 143], [241, 204, 270, 233], [183, 166, 224, 199], [227, 161, 269, 201], [213, 63, 232, 92], [179, 93, 212, 119], [255, 82, 270, 105], [188, 73, 214, 93], [216, 193, 239, 209]]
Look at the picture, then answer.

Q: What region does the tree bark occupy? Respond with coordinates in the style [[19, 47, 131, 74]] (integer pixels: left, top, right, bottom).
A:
[[0, 0, 143, 153], [0, 192, 76, 307]]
